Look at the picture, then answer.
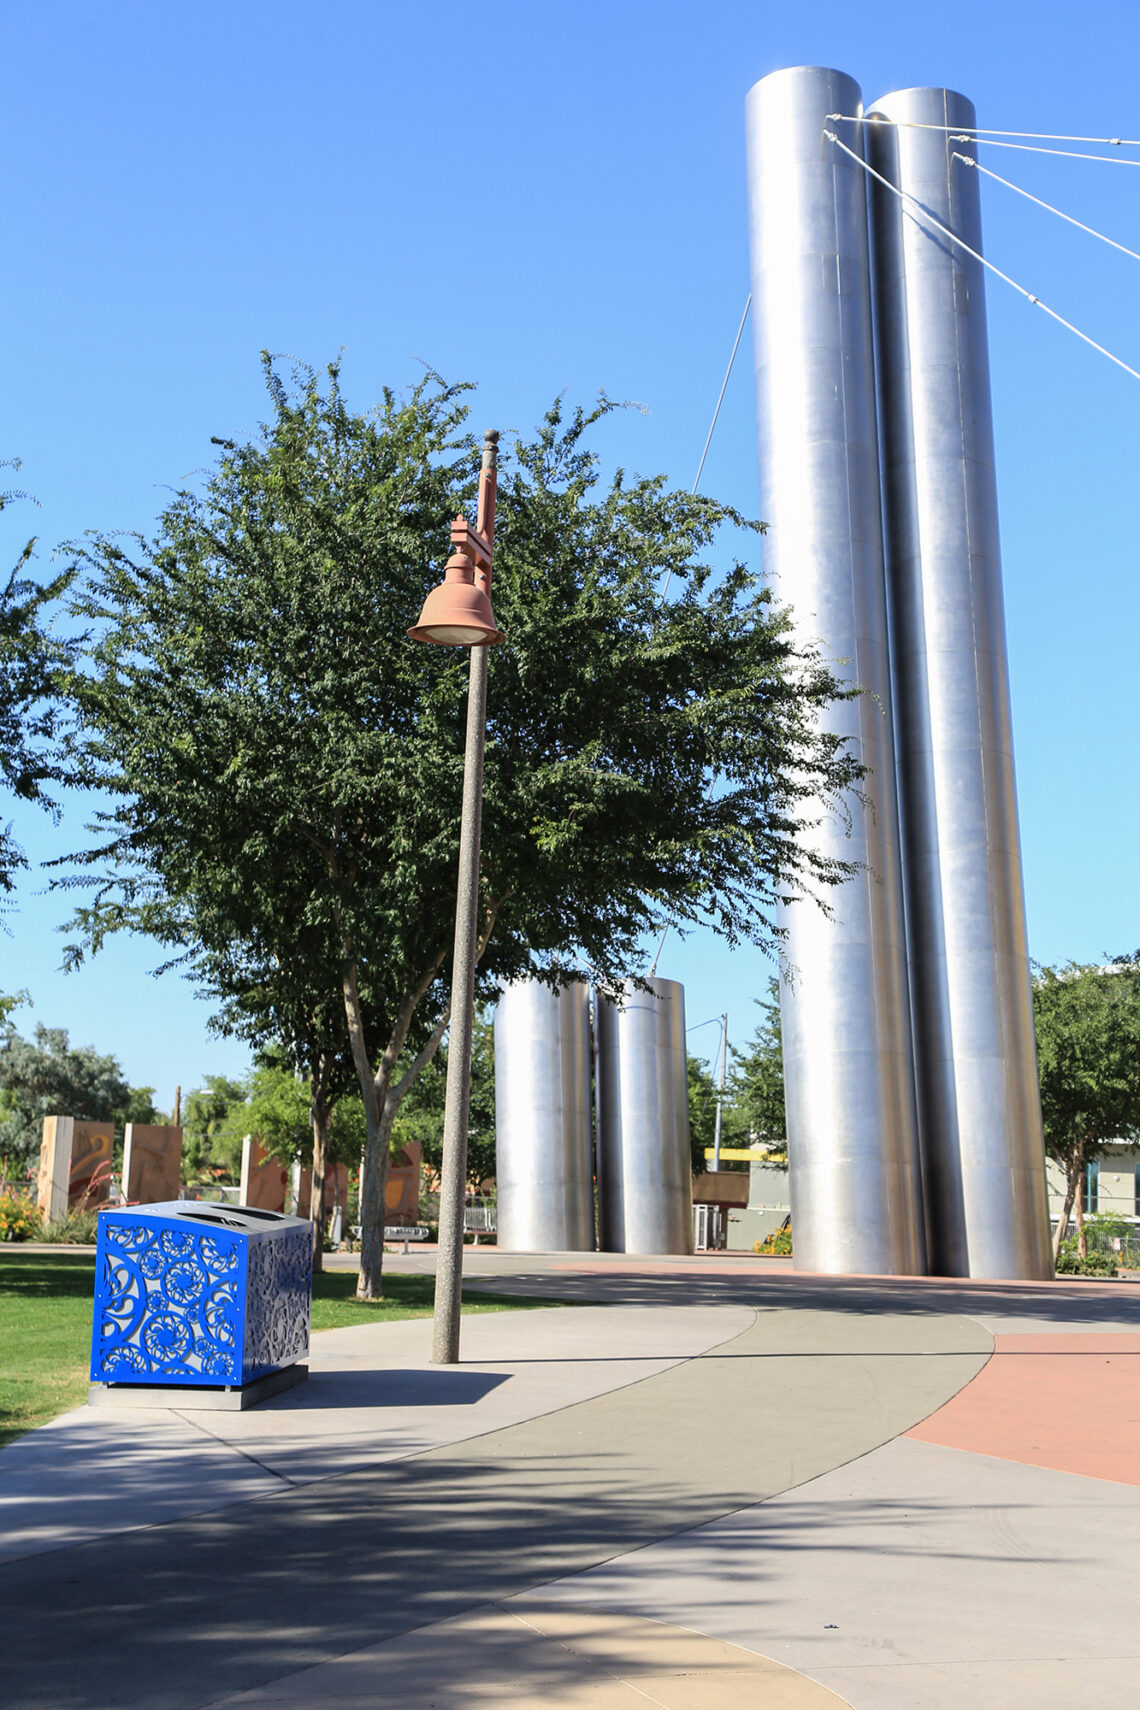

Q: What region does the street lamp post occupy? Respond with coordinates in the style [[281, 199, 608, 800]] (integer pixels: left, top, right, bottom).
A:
[[408, 429, 503, 1364]]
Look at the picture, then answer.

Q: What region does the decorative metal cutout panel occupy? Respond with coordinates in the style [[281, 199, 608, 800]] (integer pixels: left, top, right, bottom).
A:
[[92, 1220, 244, 1384], [242, 1224, 311, 1379]]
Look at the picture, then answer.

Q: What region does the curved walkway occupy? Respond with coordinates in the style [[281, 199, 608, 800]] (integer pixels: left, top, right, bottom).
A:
[[1, 1256, 1137, 1708]]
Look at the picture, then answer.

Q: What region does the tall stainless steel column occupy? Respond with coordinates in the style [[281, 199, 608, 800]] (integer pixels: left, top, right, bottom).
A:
[[596, 978, 693, 1255], [866, 89, 1052, 1278], [494, 978, 595, 1252], [745, 66, 926, 1274]]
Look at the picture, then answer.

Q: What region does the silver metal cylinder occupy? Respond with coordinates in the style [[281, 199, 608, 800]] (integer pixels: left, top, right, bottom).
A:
[[596, 978, 693, 1255], [867, 88, 1052, 1279], [493, 978, 594, 1252], [744, 66, 927, 1275]]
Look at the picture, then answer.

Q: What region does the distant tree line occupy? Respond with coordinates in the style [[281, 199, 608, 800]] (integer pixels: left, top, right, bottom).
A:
[[0, 1019, 159, 1178]]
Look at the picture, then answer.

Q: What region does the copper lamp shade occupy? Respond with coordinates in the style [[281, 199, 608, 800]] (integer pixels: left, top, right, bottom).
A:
[[408, 551, 503, 647]]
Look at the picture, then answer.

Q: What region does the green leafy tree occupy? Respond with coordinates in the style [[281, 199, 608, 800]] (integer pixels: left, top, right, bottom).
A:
[[233, 1053, 366, 1267], [687, 1052, 747, 1175], [123, 1085, 163, 1126], [730, 979, 787, 1161], [0, 478, 77, 892], [235, 1058, 310, 1163], [179, 1055, 365, 1265], [63, 358, 863, 1298], [687, 1053, 717, 1175], [1033, 957, 1140, 1265], [181, 1075, 247, 1184], [0, 1024, 132, 1175]]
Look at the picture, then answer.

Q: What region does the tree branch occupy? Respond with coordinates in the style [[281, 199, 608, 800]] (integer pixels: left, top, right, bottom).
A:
[[374, 946, 448, 1102], [339, 932, 375, 1106], [391, 1004, 451, 1105]]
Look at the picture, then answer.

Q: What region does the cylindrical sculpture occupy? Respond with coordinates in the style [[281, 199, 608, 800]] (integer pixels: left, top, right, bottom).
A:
[[744, 65, 926, 1274], [494, 977, 594, 1252], [867, 89, 1052, 1279], [596, 977, 693, 1255]]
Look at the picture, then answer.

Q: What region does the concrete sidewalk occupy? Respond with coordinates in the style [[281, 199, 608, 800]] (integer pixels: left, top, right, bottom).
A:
[[2, 1256, 1138, 1708], [0, 1302, 756, 1564]]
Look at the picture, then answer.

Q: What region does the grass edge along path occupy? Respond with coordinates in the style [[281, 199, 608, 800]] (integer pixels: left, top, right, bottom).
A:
[[0, 1249, 556, 1450]]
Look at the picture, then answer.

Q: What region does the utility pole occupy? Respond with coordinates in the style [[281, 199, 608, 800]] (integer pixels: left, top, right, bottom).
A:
[[711, 1012, 728, 1171]]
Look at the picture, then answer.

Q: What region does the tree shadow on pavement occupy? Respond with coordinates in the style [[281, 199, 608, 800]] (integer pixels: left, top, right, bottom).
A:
[[468, 1270, 1140, 1329]]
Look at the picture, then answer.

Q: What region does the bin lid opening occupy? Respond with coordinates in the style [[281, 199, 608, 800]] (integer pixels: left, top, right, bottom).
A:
[[177, 1209, 250, 1229]]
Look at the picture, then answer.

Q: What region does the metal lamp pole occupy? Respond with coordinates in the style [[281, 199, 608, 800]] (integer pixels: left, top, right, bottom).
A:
[[711, 1011, 728, 1172], [407, 430, 503, 1365]]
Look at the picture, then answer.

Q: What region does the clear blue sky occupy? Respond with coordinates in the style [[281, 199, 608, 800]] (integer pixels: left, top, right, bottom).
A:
[[3, 0, 1138, 1097]]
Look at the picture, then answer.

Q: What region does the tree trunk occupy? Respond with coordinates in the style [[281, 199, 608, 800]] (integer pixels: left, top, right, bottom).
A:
[[345, 966, 443, 1299], [338, 915, 493, 1301], [355, 1024, 456, 1297], [1052, 1153, 1082, 1266], [1076, 1164, 1088, 1260], [309, 1090, 332, 1274], [355, 1077, 388, 1300], [339, 948, 387, 1300]]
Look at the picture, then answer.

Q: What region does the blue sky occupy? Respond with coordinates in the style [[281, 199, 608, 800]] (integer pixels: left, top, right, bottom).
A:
[[3, 0, 1139, 1096]]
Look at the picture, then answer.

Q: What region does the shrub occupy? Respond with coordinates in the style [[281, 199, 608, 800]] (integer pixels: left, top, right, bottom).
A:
[[755, 1222, 792, 1256], [1055, 1236, 1117, 1278], [0, 1192, 40, 1242], [38, 1207, 101, 1245]]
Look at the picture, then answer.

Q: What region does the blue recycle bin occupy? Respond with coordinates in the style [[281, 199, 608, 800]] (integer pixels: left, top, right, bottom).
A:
[[90, 1201, 312, 1390]]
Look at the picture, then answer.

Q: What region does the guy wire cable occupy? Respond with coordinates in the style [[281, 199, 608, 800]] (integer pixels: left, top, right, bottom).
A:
[[691, 293, 753, 495], [955, 153, 1140, 265], [950, 136, 1140, 167], [659, 292, 753, 605], [649, 290, 753, 976], [825, 129, 1140, 384], [827, 114, 1140, 147]]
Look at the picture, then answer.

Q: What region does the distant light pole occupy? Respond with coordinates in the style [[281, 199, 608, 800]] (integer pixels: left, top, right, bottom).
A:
[[408, 430, 503, 1364], [711, 1011, 728, 1172]]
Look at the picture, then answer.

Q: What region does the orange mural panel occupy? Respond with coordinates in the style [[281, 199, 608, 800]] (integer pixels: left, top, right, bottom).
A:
[[385, 1140, 422, 1222], [239, 1137, 289, 1212], [123, 1124, 183, 1203], [69, 1121, 114, 1208]]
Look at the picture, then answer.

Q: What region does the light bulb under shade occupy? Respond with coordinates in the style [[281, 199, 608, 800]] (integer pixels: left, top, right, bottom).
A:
[[412, 621, 499, 646], [407, 573, 504, 647]]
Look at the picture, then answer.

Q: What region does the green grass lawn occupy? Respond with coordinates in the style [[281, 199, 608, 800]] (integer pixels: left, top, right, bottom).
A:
[[0, 1249, 551, 1449], [0, 1250, 95, 1450]]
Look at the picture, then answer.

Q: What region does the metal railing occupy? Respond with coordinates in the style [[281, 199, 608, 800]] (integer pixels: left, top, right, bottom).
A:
[[693, 1203, 724, 1251], [463, 1202, 496, 1236], [1052, 1217, 1140, 1267]]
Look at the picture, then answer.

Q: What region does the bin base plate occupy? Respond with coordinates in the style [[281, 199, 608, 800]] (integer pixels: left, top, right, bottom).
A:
[[89, 1362, 308, 1411]]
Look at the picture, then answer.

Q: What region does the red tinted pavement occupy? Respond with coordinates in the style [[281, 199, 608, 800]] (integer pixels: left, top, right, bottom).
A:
[[907, 1332, 1140, 1484]]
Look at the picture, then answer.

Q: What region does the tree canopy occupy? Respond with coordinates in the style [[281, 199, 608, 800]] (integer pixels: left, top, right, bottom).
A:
[[180, 1074, 247, 1183], [180, 1056, 366, 1257], [0, 1022, 156, 1175], [729, 980, 786, 1160], [687, 1044, 751, 1175], [0, 478, 77, 894], [1033, 956, 1140, 1261], [62, 357, 863, 1295]]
